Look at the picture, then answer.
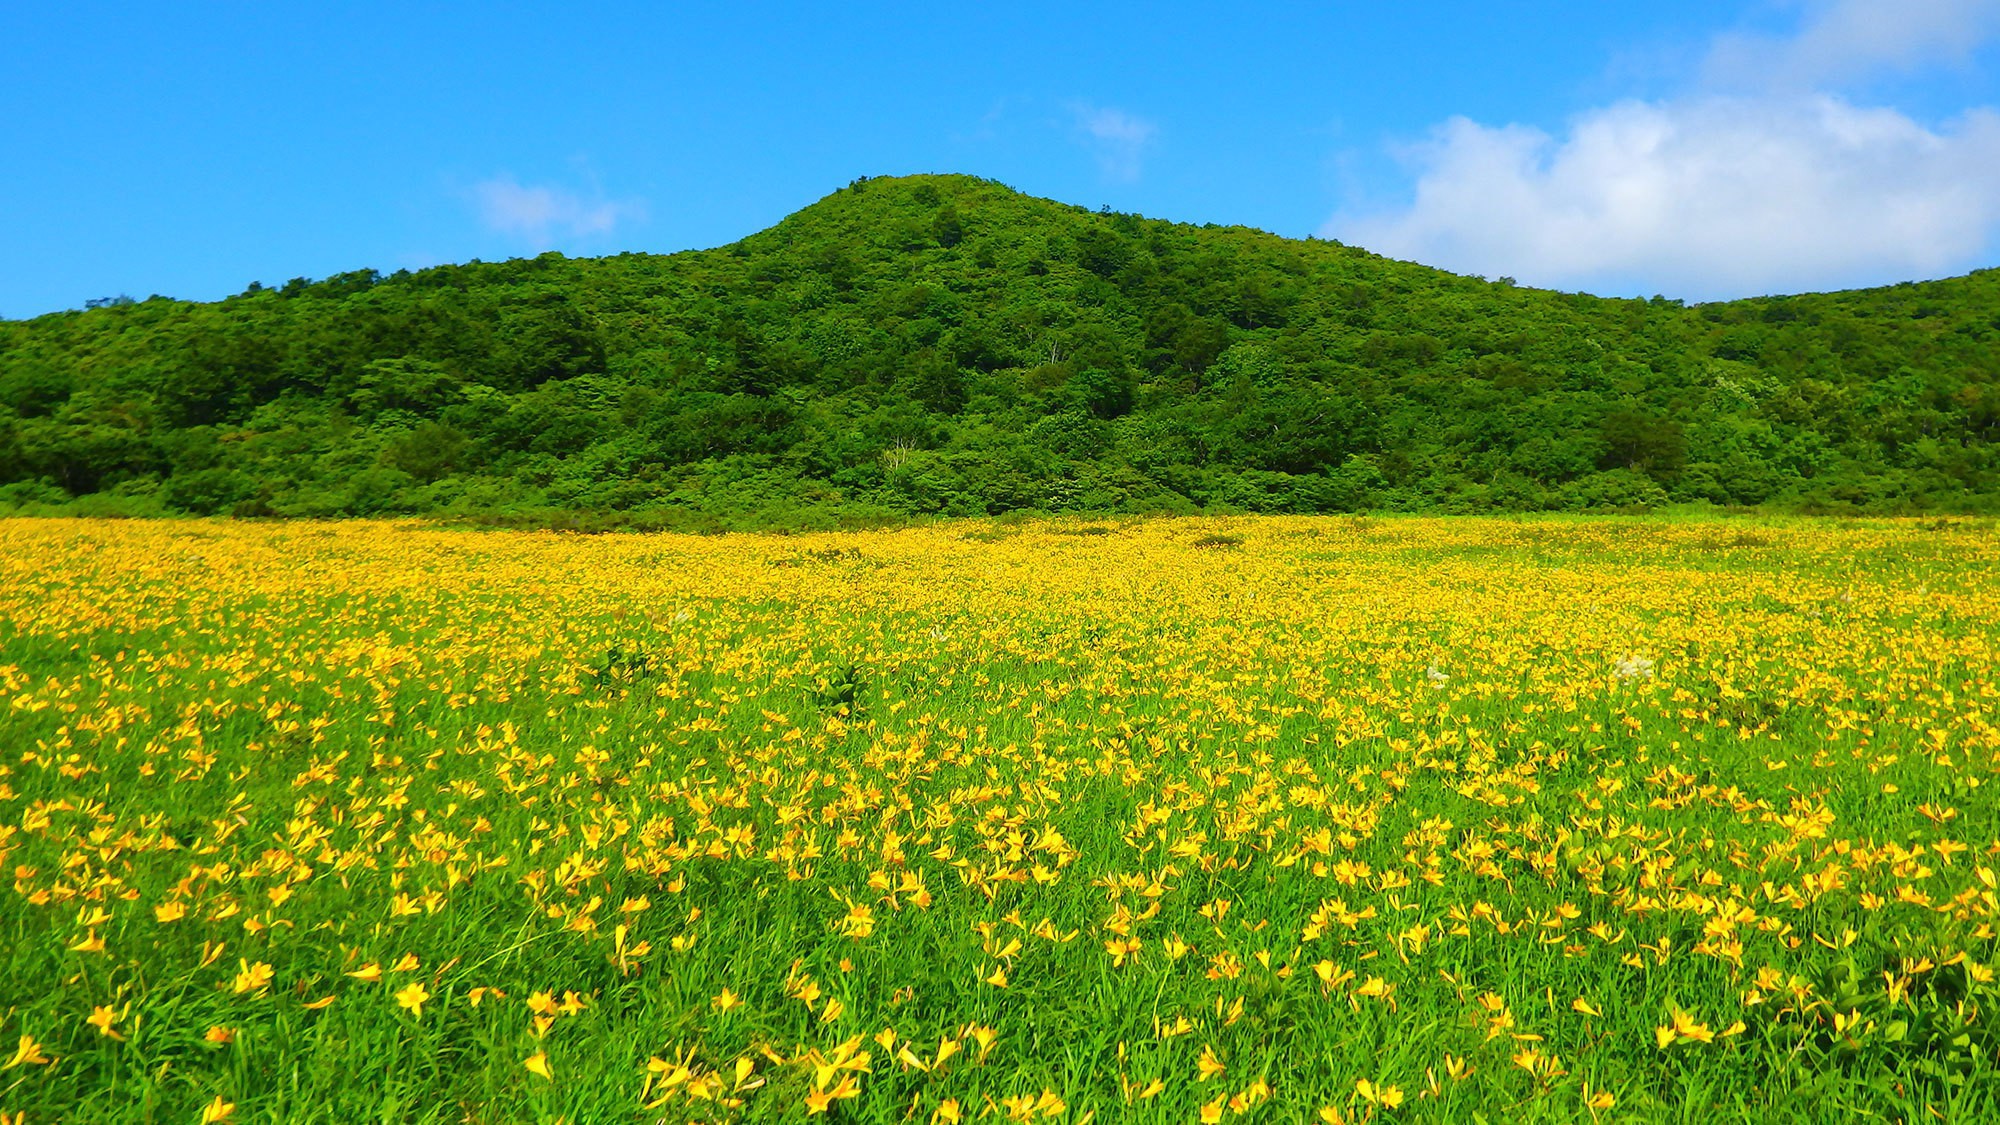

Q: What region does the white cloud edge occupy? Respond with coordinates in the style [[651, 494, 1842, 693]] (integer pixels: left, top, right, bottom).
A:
[[471, 175, 646, 248], [1070, 103, 1158, 183], [1706, 0, 2000, 90]]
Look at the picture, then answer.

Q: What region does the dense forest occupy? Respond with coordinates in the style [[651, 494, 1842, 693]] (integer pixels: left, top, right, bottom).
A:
[[3, 174, 1997, 527]]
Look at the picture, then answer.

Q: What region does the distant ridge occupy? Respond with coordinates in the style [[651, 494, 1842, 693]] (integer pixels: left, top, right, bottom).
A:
[[1, 173, 1995, 526]]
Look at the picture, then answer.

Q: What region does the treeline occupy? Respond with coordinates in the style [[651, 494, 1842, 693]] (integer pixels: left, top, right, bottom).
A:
[[3, 174, 1997, 527]]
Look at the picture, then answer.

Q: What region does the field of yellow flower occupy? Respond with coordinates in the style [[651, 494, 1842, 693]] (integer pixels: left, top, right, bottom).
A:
[[1, 515, 1997, 1123]]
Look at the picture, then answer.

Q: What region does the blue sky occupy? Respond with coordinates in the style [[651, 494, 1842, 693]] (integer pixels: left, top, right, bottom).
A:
[[4, 1, 1999, 316]]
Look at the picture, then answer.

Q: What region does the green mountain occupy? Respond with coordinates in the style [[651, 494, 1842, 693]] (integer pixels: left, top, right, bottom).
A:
[[3, 173, 1996, 526]]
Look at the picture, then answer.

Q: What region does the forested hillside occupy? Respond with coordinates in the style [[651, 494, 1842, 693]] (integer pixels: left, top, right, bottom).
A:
[[3, 173, 1996, 526]]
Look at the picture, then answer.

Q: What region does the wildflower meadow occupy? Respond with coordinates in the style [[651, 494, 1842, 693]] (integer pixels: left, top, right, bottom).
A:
[[1, 515, 1995, 1123]]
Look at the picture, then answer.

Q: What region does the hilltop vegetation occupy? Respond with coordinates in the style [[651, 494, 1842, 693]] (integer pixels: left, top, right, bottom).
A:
[[2, 174, 1997, 527]]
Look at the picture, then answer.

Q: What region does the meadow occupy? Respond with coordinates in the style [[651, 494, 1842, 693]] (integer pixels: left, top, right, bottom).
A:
[[0, 514, 1995, 1124]]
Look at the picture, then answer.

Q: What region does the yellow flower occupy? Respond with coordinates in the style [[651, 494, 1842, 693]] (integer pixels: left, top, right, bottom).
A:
[[198, 1096, 236, 1124], [232, 960, 274, 995], [395, 981, 431, 1018], [1197, 1044, 1226, 1081], [523, 1051, 553, 1080], [346, 963, 382, 983], [712, 988, 742, 1012], [204, 1026, 236, 1045], [1355, 1078, 1404, 1107], [967, 1025, 997, 1059], [1512, 1047, 1562, 1079], [1354, 977, 1394, 1003], [839, 900, 875, 939], [1671, 1008, 1714, 1044], [87, 1004, 125, 1040], [3, 1035, 50, 1069]]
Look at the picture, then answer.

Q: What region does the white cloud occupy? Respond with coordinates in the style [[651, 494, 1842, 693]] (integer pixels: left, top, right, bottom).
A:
[[1071, 104, 1157, 182], [471, 175, 645, 248], [1336, 96, 2000, 298], [1708, 0, 2000, 89], [1330, 0, 2000, 298]]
